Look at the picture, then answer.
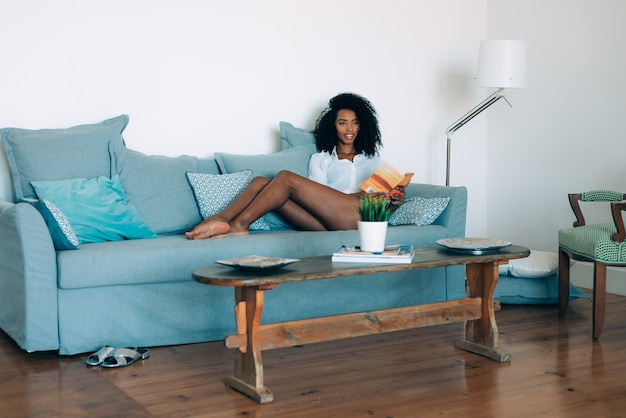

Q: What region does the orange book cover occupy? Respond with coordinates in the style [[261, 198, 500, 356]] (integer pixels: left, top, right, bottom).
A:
[[360, 162, 414, 194]]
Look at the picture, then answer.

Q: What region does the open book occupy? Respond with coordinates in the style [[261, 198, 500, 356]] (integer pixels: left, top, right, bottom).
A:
[[360, 162, 414, 194]]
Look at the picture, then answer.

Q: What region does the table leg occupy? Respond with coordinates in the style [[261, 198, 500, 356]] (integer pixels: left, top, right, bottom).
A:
[[224, 286, 274, 403], [454, 261, 511, 362]]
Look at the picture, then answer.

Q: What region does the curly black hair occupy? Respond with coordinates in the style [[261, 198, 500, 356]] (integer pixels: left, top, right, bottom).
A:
[[313, 92, 382, 157]]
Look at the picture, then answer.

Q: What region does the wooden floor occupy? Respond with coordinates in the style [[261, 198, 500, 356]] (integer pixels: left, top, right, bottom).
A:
[[1, 291, 625, 417]]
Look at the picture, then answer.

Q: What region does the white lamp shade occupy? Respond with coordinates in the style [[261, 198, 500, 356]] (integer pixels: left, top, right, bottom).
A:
[[475, 40, 528, 88]]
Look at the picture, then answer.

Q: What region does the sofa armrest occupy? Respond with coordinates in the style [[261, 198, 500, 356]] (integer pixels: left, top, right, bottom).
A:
[[405, 183, 467, 236], [0, 199, 60, 351], [402, 183, 467, 300]]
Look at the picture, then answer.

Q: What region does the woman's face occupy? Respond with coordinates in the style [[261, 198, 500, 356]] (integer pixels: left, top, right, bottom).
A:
[[335, 109, 359, 146]]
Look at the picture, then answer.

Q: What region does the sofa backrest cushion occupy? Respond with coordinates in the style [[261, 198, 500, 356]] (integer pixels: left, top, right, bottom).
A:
[[279, 121, 316, 150], [109, 140, 220, 235], [0, 115, 128, 200], [214, 144, 316, 179]]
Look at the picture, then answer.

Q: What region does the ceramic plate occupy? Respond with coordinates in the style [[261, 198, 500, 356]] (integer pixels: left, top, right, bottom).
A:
[[215, 255, 300, 271], [436, 238, 512, 255]]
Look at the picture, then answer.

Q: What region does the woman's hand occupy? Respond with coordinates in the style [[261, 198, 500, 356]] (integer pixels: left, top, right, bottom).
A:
[[387, 186, 406, 206]]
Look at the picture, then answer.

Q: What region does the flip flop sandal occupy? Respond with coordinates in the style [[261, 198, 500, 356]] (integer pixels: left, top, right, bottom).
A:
[[86, 346, 116, 366], [100, 347, 150, 368]]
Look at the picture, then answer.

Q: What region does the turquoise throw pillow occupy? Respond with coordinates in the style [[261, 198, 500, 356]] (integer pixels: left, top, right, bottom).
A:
[[214, 144, 316, 179], [279, 121, 316, 150], [22, 198, 79, 250], [31, 175, 157, 244], [186, 171, 270, 231], [388, 197, 450, 226]]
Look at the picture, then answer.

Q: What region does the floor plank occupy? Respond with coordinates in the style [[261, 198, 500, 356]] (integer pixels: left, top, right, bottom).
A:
[[1, 291, 626, 417]]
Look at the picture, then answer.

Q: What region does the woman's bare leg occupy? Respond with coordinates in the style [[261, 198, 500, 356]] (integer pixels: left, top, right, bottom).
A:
[[187, 171, 361, 239], [227, 170, 361, 235], [276, 200, 328, 231], [185, 177, 271, 239]]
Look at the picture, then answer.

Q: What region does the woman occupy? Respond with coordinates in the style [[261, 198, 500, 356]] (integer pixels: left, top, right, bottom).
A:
[[185, 92, 405, 240]]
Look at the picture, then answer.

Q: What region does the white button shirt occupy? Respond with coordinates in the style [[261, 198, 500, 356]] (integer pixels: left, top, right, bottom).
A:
[[308, 148, 383, 194]]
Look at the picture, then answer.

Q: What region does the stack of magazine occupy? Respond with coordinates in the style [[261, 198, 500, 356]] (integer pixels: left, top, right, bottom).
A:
[[331, 245, 415, 264]]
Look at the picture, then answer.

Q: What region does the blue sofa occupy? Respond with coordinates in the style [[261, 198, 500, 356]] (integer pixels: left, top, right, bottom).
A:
[[0, 115, 467, 355]]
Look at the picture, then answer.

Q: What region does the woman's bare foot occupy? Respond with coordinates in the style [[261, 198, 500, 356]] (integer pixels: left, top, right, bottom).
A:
[[185, 219, 231, 240], [221, 229, 250, 238], [214, 223, 250, 238]]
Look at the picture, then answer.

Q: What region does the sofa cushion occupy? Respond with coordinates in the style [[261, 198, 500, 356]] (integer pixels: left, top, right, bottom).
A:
[[559, 223, 626, 264], [31, 175, 156, 244], [494, 274, 590, 304], [0, 115, 128, 200], [56, 222, 453, 290], [186, 171, 270, 231], [214, 144, 316, 178], [109, 141, 220, 235], [22, 198, 79, 250], [388, 197, 450, 226], [279, 121, 316, 150]]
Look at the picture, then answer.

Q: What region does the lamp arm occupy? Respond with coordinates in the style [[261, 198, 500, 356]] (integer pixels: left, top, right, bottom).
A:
[[445, 87, 508, 186], [445, 88, 506, 136]]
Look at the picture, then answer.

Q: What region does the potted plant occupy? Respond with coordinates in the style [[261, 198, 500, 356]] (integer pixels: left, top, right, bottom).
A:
[[357, 194, 395, 222], [357, 194, 394, 253]]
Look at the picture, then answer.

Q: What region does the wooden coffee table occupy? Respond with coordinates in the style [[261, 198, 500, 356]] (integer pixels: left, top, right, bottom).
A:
[[193, 245, 529, 403]]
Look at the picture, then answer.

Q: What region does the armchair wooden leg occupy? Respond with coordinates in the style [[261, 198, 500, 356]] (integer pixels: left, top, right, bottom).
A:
[[592, 262, 607, 340], [558, 248, 571, 319]]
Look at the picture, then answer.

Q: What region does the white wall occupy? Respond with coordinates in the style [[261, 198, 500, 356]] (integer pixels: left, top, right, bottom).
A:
[[486, 0, 626, 251], [486, 0, 626, 293], [0, 0, 488, 238]]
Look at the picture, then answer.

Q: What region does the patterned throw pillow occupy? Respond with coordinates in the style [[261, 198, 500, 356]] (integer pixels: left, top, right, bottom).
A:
[[23, 198, 79, 250], [186, 170, 270, 231], [388, 197, 450, 226]]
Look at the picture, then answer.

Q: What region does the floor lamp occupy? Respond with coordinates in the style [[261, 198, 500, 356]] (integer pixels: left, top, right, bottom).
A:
[[445, 40, 528, 186]]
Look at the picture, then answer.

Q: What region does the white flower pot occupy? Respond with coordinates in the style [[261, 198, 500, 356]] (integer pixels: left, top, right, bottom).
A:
[[357, 220, 388, 253]]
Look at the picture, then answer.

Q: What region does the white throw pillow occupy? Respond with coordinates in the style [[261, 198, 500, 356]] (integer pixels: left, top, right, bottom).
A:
[[498, 250, 558, 279]]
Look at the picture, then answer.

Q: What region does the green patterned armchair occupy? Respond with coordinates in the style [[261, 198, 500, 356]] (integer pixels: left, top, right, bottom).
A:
[[558, 190, 626, 339]]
